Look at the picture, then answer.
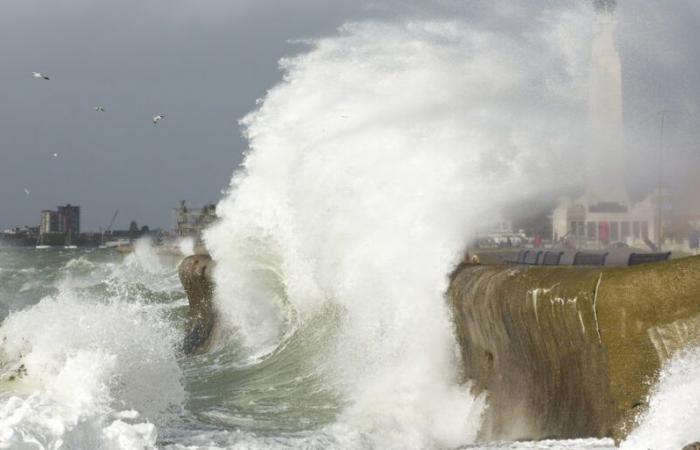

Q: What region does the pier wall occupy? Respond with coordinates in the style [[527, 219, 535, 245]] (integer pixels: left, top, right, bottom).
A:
[[449, 256, 700, 441], [178, 253, 700, 440]]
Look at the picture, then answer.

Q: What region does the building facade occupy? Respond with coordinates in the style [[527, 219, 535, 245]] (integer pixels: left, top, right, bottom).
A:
[[40, 204, 81, 235], [57, 204, 80, 235], [173, 200, 217, 240], [552, 196, 658, 249], [40, 210, 60, 233], [550, 4, 664, 251]]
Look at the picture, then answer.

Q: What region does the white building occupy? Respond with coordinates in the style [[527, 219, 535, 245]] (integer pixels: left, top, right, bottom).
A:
[[551, 3, 661, 250], [552, 195, 658, 248]]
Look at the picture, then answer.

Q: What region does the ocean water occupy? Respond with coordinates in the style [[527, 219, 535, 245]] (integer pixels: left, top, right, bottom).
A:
[[2, 5, 698, 450], [0, 246, 615, 449]]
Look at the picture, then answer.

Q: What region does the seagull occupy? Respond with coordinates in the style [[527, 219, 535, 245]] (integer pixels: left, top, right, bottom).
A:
[[24, 188, 30, 195], [94, 106, 105, 112], [53, 153, 59, 158], [152, 114, 165, 125], [32, 72, 50, 80]]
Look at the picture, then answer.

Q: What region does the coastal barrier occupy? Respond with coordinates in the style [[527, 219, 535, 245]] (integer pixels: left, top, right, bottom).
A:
[[178, 253, 700, 441], [450, 255, 700, 441], [178, 254, 217, 354]]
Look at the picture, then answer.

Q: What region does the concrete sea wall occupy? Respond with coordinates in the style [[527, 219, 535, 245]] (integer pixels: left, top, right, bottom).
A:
[[178, 254, 218, 354], [449, 256, 700, 441], [178, 253, 700, 441]]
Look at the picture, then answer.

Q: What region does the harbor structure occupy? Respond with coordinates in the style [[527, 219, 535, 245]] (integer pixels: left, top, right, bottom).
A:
[[173, 200, 217, 240], [551, 2, 659, 249]]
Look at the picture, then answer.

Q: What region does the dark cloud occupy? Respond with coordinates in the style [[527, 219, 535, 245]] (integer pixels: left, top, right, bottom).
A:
[[1, 0, 699, 229], [0, 0, 372, 230]]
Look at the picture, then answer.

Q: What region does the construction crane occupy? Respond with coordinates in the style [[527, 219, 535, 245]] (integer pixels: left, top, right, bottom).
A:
[[100, 210, 119, 246]]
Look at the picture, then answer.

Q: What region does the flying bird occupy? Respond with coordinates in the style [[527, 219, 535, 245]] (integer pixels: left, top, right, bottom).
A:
[[152, 114, 165, 125], [94, 106, 105, 112], [24, 188, 30, 195], [53, 153, 59, 158], [32, 72, 50, 80]]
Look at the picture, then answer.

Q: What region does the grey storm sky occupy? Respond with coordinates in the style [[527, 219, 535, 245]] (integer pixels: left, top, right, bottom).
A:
[[1, 0, 700, 230]]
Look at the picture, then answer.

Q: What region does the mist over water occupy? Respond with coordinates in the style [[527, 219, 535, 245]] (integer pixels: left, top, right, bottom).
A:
[[2, 1, 700, 449], [205, 8, 593, 449]]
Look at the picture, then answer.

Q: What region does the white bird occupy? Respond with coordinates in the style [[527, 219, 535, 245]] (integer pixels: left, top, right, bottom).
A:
[[24, 188, 30, 195], [152, 114, 165, 125], [94, 106, 105, 112], [53, 153, 59, 158], [32, 72, 50, 80]]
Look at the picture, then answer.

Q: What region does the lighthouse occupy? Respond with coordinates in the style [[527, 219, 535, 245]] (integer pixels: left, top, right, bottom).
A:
[[551, 1, 659, 249], [586, 0, 627, 204]]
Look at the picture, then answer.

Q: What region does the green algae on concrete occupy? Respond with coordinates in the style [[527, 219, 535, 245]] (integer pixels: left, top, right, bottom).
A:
[[448, 256, 700, 442]]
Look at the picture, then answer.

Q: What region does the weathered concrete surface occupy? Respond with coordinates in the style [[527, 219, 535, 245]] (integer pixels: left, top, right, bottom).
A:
[[178, 254, 218, 354], [448, 256, 700, 442]]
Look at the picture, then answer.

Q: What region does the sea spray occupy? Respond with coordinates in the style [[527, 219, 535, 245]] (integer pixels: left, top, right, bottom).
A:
[[0, 246, 184, 450], [205, 9, 593, 448], [620, 346, 700, 450], [178, 237, 196, 257]]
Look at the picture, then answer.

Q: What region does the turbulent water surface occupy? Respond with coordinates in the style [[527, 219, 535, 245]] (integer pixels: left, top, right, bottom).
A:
[[2, 4, 699, 449], [0, 246, 614, 449]]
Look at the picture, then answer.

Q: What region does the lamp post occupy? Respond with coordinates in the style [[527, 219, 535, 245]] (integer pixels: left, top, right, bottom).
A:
[[656, 110, 673, 250]]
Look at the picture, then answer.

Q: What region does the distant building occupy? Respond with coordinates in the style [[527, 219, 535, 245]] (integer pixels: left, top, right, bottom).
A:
[[57, 204, 80, 235], [173, 200, 217, 240], [0, 226, 39, 247], [551, 195, 659, 249], [40, 204, 81, 236], [551, 5, 662, 251], [40, 210, 60, 233]]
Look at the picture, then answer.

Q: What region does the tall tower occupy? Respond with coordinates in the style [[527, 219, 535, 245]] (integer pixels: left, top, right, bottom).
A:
[[586, 0, 628, 204]]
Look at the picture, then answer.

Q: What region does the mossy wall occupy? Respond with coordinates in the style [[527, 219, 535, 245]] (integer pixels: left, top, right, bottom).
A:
[[448, 256, 700, 441]]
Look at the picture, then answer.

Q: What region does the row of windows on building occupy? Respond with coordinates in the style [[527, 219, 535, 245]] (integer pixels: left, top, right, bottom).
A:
[[569, 220, 649, 242], [40, 204, 81, 235]]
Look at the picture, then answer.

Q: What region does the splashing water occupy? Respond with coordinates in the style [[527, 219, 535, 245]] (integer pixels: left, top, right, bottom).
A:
[[5, 3, 695, 449], [621, 346, 700, 450], [178, 237, 196, 257], [205, 10, 593, 449], [0, 248, 184, 450]]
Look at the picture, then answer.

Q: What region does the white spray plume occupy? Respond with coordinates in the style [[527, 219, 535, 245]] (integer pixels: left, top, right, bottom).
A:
[[621, 346, 700, 450], [206, 10, 593, 448]]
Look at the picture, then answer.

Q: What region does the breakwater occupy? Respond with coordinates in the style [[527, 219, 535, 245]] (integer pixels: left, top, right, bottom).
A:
[[449, 256, 700, 442], [179, 253, 700, 442], [178, 254, 217, 354]]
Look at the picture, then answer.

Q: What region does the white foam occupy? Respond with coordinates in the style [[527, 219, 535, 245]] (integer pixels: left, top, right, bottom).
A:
[[205, 11, 592, 448], [621, 346, 700, 450], [0, 288, 183, 449], [178, 237, 196, 257]]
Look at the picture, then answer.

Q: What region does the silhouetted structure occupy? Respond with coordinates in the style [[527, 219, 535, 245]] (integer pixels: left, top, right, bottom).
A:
[[173, 200, 217, 240]]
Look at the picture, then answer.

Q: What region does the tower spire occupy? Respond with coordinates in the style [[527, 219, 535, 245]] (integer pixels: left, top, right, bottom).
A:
[[593, 0, 616, 14], [586, 0, 627, 204]]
